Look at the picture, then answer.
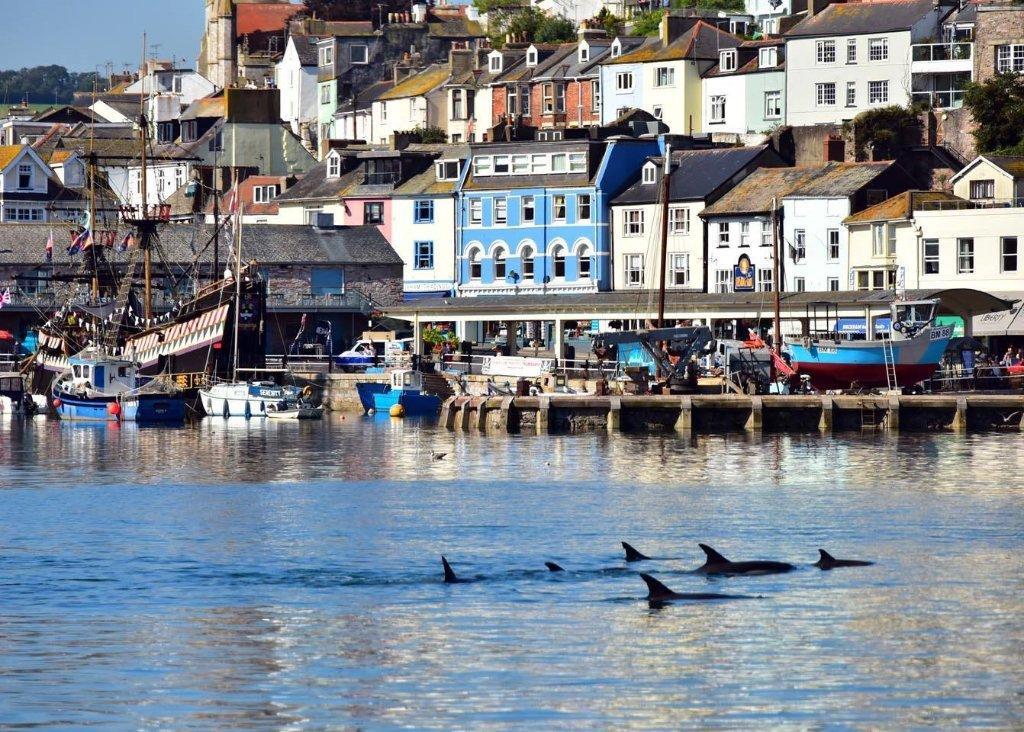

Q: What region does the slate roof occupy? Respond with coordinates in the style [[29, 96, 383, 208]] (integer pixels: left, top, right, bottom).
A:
[[705, 39, 785, 77], [531, 41, 614, 81], [785, 0, 944, 38], [393, 144, 469, 197], [604, 21, 741, 64], [94, 96, 146, 121], [701, 162, 893, 216], [290, 34, 320, 66], [377, 65, 449, 101], [985, 155, 1024, 178], [949, 0, 977, 23], [613, 145, 779, 205], [461, 140, 606, 191], [338, 80, 395, 113], [0, 222, 400, 267], [842, 190, 965, 224], [491, 45, 563, 83]]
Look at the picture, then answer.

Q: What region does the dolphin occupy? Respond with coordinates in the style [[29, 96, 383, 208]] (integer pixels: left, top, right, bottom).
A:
[[813, 549, 874, 570], [694, 544, 794, 576], [441, 555, 470, 583], [622, 542, 651, 562], [544, 561, 565, 572], [640, 573, 753, 606]]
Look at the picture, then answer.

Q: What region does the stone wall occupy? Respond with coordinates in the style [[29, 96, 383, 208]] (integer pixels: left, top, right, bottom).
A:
[[322, 371, 389, 411], [974, 4, 1024, 84], [345, 263, 403, 306]]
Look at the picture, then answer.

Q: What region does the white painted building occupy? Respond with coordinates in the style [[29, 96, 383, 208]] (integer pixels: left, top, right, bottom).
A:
[[746, 0, 792, 35], [784, 0, 954, 126], [701, 40, 786, 137], [370, 65, 449, 146], [390, 150, 468, 298], [610, 145, 784, 292], [275, 35, 319, 141]]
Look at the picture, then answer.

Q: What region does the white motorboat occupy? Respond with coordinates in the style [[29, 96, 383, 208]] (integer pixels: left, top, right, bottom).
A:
[[266, 401, 324, 420]]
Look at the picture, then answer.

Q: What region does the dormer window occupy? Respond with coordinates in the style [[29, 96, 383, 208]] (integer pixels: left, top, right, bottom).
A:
[[435, 160, 461, 181], [759, 47, 777, 68], [327, 153, 341, 178], [720, 49, 737, 72], [527, 46, 538, 67], [611, 39, 622, 58], [642, 163, 657, 184], [488, 52, 502, 73], [579, 42, 590, 63]]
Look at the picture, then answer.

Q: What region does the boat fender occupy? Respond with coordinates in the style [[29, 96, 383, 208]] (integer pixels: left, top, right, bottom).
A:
[[222, 401, 230, 419], [244, 401, 252, 419], [260, 401, 266, 413], [529, 385, 541, 396]]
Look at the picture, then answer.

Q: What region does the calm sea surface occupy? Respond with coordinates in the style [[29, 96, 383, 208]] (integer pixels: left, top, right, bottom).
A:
[[0, 416, 1022, 729]]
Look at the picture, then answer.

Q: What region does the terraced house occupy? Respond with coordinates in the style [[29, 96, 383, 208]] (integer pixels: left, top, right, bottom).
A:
[[455, 131, 661, 296], [600, 12, 741, 134]]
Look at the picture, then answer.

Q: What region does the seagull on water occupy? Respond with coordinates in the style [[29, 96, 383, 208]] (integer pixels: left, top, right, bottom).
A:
[[430, 450, 448, 461]]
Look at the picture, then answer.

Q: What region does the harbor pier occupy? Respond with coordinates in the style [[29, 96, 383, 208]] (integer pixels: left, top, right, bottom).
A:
[[439, 393, 1024, 434]]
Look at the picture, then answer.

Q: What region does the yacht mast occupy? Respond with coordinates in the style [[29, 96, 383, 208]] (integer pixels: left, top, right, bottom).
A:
[[231, 203, 244, 382], [656, 144, 672, 327], [138, 34, 153, 321]]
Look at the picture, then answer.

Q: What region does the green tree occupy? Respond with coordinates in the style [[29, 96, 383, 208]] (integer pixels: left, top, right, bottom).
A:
[[0, 65, 104, 104], [963, 73, 1024, 153], [631, 9, 665, 36], [843, 105, 921, 160], [406, 126, 448, 144]]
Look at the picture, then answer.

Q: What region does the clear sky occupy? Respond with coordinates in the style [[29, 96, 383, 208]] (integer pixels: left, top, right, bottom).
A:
[[0, 1, 206, 73]]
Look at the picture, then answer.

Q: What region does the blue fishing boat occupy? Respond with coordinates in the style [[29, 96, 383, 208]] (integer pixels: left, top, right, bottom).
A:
[[355, 381, 389, 411], [365, 370, 440, 416], [52, 347, 186, 423], [786, 299, 952, 389]]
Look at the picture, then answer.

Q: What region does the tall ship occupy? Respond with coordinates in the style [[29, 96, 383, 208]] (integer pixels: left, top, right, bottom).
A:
[[23, 79, 267, 419]]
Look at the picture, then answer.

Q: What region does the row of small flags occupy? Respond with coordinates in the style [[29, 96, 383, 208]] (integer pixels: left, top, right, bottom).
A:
[[40, 297, 188, 333], [46, 229, 137, 261]]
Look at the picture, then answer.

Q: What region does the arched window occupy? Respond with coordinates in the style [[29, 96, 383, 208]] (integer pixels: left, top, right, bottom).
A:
[[520, 245, 535, 279], [468, 248, 482, 280], [577, 244, 591, 278], [493, 247, 506, 279], [551, 244, 566, 278]]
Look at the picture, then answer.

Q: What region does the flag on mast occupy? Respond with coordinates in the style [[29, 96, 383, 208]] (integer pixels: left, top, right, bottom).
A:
[[45, 229, 53, 262]]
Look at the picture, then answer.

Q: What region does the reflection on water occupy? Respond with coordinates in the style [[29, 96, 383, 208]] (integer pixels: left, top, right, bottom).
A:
[[0, 416, 1022, 728]]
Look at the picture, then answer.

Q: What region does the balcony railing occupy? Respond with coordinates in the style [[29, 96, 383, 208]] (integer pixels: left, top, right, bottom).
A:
[[912, 42, 973, 62], [911, 89, 966, 109], [917, 197, 1024, 211], [265, 291, 375, 312]]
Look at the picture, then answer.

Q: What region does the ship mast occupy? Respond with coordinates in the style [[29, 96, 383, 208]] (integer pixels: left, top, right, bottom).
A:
[[656, 144, 672, 327], [231, 203, 244, 382], [772, 196, 781, 353], [139, 33, 154, 321]]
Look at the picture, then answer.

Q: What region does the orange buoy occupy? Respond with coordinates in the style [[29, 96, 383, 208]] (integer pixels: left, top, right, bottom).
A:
[[52, 398, 62, 409], [107, 402, 121, 417]]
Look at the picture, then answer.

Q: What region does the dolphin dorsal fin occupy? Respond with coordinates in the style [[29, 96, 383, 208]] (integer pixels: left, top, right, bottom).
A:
[[640, 572, 674, 600], [699, 544, 729, 564], [441, 555, 458, 583], [622, 542, 650, 561], [818, 549, 835, 563], [545, 561, 564, 572]]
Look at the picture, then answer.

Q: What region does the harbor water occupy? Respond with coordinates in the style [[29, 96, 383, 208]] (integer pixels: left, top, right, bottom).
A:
[[0, 416, 1022, 728]]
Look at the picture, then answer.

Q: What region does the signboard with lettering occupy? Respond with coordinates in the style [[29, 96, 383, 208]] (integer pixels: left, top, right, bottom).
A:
[[733, 254, 755, 292]]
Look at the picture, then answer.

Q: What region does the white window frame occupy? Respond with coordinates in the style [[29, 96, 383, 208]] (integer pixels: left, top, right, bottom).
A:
[[710, 95, 726, 122], [923, 238, 940, 274], [473, 156, 492, 176], [720, 50, 737, 72], [435, 160, 460, 181], [794, 277, 805, 292], [717, 222, 730, 246], [970, 179, 995, 199], [846, 81, 856, 107], [624, 253, 644, 287], [654, 66, 675, 87], [846, 38, 857, 64], [469, 198, 482, 225], [350, 44, 368, 65], [740, 221, 751, 247], [715, 269, 731, 293], [794, 229, 806, 261], [996, 44, 1024, 73], [615, 72, 634, 91], [764, 90, 781, 119], [816, 39, 836, 64], [552, 194, 567, 222], [827, 228, 840, 262], [494, 197, 507, 225], [671, 253, 689, 286], [816, 82, 836, 107], [759, 47, 777, 68], [623, 209, 644, 237], [642, 164, 656, 184], [827, 277, 840, 291], [328, 155, 341, 178], [757, 267, 774, 292], [957, 237, 974, 274], [319, 44, 333, 67], [489, 54, 502, 73], [1002, 236, 1018, 273], [668, 206, 689, 234], [868, 37, 888, 62], [868, 80, 888, 105], [577, 194, 592, 222]]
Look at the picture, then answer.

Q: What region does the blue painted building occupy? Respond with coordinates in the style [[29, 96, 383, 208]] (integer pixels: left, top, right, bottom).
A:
[[455, 133, 663, 296]]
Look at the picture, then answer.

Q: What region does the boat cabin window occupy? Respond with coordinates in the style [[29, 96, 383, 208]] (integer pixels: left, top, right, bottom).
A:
[[894, 302, 936, 325], [118, 366, 128, 378]]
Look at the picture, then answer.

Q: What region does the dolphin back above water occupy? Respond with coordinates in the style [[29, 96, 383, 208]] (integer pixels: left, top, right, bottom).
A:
[[622, 542, 651, 562], [442, 556, 469, 583], [813, 549, 874, 570], [695, 544, 795, 576], [640, 573, 753, 605]]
